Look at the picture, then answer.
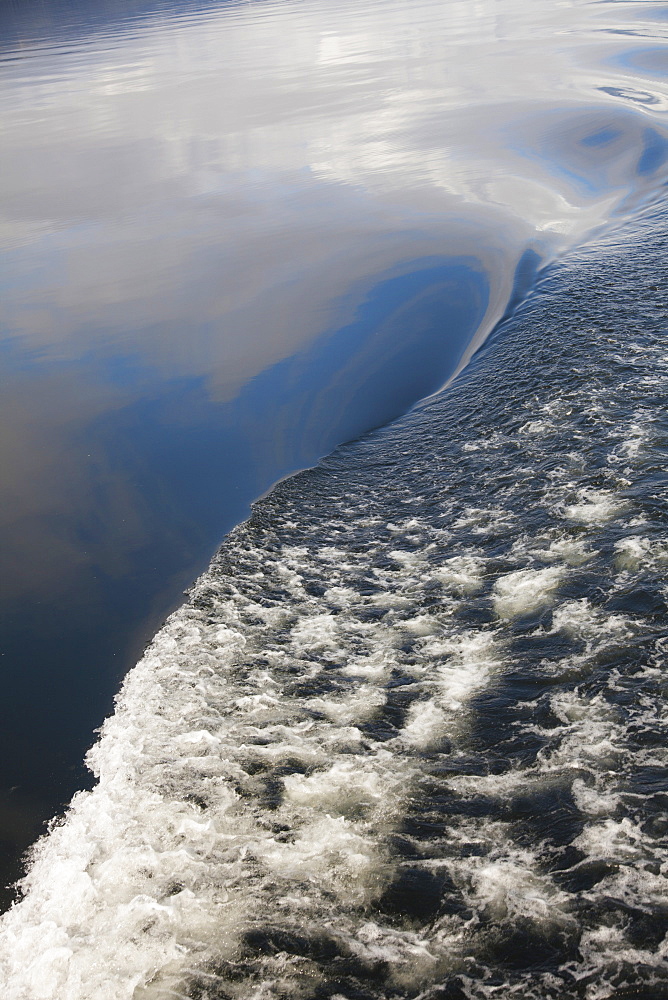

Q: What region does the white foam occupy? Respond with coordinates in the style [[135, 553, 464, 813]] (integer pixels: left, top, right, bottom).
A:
[[540, 536, 593, 566], [340, 648, 396, 680], [451, 506, 515, 534], [348, 921, 438, 985], [398, 613, 442, 637], [466, 854, 569, 926], [0, 561, 421, 996], [305, 683, 387, 724], [615, 534, 668, 573], [571, 778, 622, 818], [290, 613, 342, 652], [550, 599, 631, 648], [518, 418, 551, 435], [493, 565, 566, 618], [614, 535, 653, 571], [401, 698, 448, 749], [0, 485, 517, 1000], [402, 630, 503, 747], [562, 489, 626, 525], [607, 412, 654, 463], [543, 692, 622, 776], [574, 817, 645, 860], [432, 554, 486, 595]]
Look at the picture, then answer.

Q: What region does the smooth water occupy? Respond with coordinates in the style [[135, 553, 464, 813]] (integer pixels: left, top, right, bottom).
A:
[[1, 0, 668, 995]]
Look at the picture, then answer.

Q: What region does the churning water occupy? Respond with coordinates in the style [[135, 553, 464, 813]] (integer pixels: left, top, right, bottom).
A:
[[1, 0, 668, 996]]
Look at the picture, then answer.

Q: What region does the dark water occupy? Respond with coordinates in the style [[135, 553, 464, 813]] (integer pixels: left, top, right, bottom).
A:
[[1, 0, 668, 995]]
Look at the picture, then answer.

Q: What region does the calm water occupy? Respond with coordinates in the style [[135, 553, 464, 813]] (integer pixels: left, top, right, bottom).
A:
[[1, 0, 668, 995]]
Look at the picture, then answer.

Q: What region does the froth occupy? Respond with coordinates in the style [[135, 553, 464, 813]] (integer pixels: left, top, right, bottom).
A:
[[493, 565, 565, 619]]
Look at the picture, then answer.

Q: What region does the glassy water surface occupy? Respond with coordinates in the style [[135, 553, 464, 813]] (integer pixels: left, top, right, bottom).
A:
[[1, 0, 668, 992]]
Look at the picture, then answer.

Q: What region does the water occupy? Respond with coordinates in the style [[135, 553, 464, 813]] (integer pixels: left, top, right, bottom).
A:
[[1, 0, 668, 995]]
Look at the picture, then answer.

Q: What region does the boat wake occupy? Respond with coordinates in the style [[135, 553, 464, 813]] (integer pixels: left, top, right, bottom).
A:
[[3, 201, 668, 998]]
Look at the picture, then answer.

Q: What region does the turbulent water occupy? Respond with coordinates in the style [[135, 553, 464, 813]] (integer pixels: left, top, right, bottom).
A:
[[3, 199, 668, 997], [3, 0, 668, 996]]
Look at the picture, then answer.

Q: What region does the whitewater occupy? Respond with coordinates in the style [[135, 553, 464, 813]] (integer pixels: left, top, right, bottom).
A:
[[1, 0, 668, 997]]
